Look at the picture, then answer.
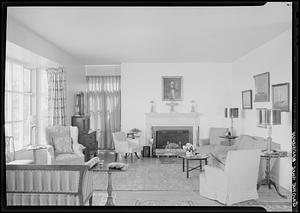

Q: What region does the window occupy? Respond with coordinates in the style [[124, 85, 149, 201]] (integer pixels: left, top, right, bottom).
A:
[[5, 61, 32, 151], [5, 60, 49, 150]]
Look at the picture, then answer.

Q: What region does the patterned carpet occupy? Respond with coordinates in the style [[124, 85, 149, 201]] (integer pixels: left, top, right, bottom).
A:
[[232, 200, 292, 211], [92, 158, 199, 191], [92, 157, 292, 211]]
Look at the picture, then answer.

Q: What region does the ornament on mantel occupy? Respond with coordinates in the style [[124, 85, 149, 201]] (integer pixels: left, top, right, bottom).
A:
[[191, 100, 196, 112], [150, 101, 156, 113], [166, 101, 179, 112]]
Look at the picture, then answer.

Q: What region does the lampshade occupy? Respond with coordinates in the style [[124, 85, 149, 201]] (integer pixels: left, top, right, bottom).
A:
[[265, 109, 281, 125], [229, 108, 239, 118], [225, 108, 228, 118]]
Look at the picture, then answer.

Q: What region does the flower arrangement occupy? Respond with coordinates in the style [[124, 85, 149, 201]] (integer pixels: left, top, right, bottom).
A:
[[182, 143, 196, 153]]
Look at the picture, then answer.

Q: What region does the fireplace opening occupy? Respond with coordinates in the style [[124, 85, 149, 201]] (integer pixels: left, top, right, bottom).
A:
[[156, 130, 189, 149]]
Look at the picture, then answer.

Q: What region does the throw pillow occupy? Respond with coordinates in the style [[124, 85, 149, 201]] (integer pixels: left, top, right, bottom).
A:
[[53, 136, 74, 154]]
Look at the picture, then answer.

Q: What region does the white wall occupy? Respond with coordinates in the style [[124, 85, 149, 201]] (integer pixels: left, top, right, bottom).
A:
[[232, 29, 292, 191], [6, 17, 86, 160], [121, 63, 232, 146], [6, 17, 86, 126]]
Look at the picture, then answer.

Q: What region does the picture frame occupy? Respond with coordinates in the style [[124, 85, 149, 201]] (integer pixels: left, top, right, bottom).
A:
[[253, 72, 270, 102], [162, 76, 183, 101], [272, 83, 290, 112], [256, 108, 267, 128], [242, 90, 252, 109]]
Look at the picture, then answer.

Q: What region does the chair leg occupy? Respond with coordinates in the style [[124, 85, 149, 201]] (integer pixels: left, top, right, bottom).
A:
[[134, 152, 140, 159], [89, 195, 93, 206]]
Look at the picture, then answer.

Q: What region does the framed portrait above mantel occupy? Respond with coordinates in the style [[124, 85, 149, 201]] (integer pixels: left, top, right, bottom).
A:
[[272, 83, 290, 112], [242, 90, 252, 109], [254, 72, 270, 102], [162, 76, 183, 101]]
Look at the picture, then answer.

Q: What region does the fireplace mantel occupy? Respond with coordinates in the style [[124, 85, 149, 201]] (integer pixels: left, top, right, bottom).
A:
[[145, 112, 201, 147]]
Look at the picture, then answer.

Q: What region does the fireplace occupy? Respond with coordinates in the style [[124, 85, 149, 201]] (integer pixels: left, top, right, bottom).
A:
[[156, 130, 189, 149], [145, 112, 200, 156], [151, 126, 193, 156]]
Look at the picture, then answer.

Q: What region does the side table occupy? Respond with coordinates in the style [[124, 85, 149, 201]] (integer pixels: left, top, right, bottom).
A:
[[257, 151, 287, 198], [25, 145, 47, 164]]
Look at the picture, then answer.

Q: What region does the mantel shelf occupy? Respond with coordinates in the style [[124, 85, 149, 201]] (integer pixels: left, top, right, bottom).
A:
[[145, 112, 201, 118]]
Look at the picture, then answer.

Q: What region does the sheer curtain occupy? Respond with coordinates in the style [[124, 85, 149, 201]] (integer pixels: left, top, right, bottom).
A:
[[86, 76, 121, 150], [47, 67, 66, 126]]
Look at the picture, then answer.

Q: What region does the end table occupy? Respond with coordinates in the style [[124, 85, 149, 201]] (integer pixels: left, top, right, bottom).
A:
[[257, 151, 288, 198]]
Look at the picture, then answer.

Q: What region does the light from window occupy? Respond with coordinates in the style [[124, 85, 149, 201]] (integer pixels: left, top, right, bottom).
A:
[[5, 60, 32, 151]]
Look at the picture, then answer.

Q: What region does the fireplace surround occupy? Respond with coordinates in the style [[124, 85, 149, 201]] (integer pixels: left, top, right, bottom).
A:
[[145, 112, 200, 156]]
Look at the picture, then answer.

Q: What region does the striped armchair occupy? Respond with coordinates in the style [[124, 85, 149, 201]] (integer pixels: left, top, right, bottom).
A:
[[6, 164, 93, 206]]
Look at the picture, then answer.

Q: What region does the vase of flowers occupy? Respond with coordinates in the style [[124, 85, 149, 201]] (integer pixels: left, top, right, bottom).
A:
[[182, 143, 196, 156]]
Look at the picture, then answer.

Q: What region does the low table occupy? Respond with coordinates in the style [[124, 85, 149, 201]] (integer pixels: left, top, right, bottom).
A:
[[178, 154, 209, 178], [89, 163, 128, 206]]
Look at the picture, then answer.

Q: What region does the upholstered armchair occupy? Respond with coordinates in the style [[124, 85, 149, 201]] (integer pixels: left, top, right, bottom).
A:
[[199, 149, 261, 205], [43, 126, 86, 165], [6, 164, 93, 205], [112, 131, 140, 162]]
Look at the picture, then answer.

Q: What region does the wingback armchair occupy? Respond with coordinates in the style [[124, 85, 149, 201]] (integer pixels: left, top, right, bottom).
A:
[[43, 126, 86, 165], [112, 131, 140, 162], [199, 149, 261, 205]]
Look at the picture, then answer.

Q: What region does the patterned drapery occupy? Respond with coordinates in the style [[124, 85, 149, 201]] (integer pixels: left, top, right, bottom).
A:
[[47, 67, 66, 126], [86, 76, 121, 150]]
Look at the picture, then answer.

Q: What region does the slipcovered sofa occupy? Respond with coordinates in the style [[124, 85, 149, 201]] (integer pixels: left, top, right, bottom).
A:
[[198, 134, 280, 182], [6, 164, 93, 205]]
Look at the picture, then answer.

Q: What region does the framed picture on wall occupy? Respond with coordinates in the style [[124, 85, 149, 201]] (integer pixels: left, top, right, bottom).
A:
[[272, 83, 290, 112], [162, 76, 183, 101], [256, 108, 267, 128], [253, 72, 270, 102], [242, 90, 252, 109]]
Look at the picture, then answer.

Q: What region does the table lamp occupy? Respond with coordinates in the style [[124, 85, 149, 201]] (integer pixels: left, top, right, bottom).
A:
[[225, 108, 239, 135], [258, 109, 281, 153]]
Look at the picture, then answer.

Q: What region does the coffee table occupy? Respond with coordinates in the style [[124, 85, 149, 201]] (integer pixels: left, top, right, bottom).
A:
[[89, 163, 128, 206], [178, 154, 209, 178]]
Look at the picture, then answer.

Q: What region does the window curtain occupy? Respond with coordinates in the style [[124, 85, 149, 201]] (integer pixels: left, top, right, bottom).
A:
[[86, 76, 121, 150], [47, 67, 66, 126]]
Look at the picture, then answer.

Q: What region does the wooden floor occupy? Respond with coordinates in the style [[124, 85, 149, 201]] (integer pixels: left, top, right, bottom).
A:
[[94, 150, 292, 209]]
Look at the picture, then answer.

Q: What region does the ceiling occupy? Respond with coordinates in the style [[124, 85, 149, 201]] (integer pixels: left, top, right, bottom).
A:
[[7, 2, 292, 65]]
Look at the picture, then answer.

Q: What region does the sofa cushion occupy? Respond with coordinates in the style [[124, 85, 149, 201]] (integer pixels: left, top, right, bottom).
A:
[[236, 135, 280, 151], [54, 154, 84, 165], [53, 136, 74, 154]]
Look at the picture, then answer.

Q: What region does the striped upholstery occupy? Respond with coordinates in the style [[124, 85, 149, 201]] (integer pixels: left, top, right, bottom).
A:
[[6, 165, 93, 206]]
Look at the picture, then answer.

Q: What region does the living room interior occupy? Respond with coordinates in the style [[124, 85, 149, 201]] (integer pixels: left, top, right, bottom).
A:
[[3, 2, 294, 211]]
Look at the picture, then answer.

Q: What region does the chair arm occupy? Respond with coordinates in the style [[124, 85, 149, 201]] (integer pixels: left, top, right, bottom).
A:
[[44, 145, 55, 164], [127, 139, 139, 148], [73, 143, 86, 155]]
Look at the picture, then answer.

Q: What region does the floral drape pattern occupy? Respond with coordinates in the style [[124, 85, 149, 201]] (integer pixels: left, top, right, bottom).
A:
[[47, 67, 66, 126], [86, 76, 121, 150]]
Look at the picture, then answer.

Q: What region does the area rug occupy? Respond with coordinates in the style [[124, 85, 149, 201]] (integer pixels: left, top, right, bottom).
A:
[[233, 200, 292, 212], [92, 163, 200, 191], [158, 157, 182, 164], [135, 199, 195, 206], [92, 192, 116, 206]]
